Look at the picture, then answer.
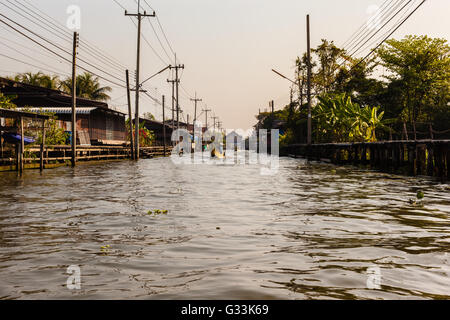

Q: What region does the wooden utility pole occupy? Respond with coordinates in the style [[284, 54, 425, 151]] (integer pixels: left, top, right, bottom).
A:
[[306, 14, 312, 146], [71, 31, 78, 167], [167, 78, 177, 131], [202, 107, 211, 130], [270, 100, 275, 128], [212, 116, 218, 131], [190, 92, 202, 123], [125, 1, 156, 160], [169, 58, 184, 132], [162, 95, 166, 156], [125, 70, 135, 160]]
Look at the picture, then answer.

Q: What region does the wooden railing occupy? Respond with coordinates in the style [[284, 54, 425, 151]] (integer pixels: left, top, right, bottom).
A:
[[283, 140, 450, 181]]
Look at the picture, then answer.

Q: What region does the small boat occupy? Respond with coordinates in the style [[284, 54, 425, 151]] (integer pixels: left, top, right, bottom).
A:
[[1, 132, 36, 145], [211, 148, 225, 159]]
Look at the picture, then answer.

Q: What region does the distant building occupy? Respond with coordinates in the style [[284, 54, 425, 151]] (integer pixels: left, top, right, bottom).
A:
[[0, 77, 127, 145]]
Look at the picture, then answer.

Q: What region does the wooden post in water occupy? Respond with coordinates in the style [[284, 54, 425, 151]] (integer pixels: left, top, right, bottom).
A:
[[402, 122, 409, 141], [126, 70, 135, 160], [19, 116, 24, 174], [306, 14, 312, 146], [71, 32, 78, 167], [162, 95, 166, 157], [427, 143, 434, 177], [40, 118, 46, 172]]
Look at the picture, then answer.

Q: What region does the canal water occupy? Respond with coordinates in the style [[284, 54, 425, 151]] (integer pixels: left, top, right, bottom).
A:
[[0, 155, 449, 299]]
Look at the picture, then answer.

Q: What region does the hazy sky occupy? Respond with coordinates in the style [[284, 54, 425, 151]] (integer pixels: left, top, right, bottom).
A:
[[1, 0, 449, 130]]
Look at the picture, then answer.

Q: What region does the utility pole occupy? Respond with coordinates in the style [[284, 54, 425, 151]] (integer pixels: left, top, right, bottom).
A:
[[212, 116, 218, 131], [190, 92, 202, 124], [306, 14, 312, 145], [269, 100, 274, 128], [167, 78, 177, 131], [71, 31, 78, 167], [202, 107, 211, 130], [169, 56, 184, 132], [125, 1, 156, 160], [125, 70, 134, 160], [162, 95, 166, 156], [187, 114, 190, 136]]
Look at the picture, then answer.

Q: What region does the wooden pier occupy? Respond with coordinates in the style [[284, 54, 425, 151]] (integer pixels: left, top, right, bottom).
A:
[[0, 145, 171, 172], [283, 140, 450, 182]]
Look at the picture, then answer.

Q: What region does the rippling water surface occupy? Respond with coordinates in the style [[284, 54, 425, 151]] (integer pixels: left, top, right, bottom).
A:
[[0, 155, 449, 300]]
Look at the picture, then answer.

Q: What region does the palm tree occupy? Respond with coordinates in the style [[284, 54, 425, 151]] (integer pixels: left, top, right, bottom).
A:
[[14, 72, 60, 89], [60, 72, 112, 101]]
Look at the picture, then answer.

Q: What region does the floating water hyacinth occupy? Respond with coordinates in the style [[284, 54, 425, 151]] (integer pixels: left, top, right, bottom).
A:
[[409, 191, 425, 206], [147, 209, 169, 216], [417, 191, 425, 200], [100, 245, 111, 254]]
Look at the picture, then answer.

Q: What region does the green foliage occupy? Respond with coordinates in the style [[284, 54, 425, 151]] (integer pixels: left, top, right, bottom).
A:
[[279, 128, 295, 148], [36, 113, 69, 146], [0, 92, 17, 110], [143, 112, 155, 120], [59, 72, 112, 101], [377, 35, 450, 127], [126, 119, 156, 147], [416, 191, 425, 200], [314, 93, 384, 143], [265, 34, 449, 145], [14, 72, 60, 89]]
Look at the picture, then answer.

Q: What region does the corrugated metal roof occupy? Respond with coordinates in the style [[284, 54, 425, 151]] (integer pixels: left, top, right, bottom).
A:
[[21, 107, 97, 114]]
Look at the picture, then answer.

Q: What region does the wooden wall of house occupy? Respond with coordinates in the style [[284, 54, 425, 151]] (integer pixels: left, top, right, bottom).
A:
[[89, 110, 126, 142]]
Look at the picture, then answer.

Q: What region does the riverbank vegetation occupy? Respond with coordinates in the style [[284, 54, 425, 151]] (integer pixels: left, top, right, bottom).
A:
[[261, 35, 450, 146]]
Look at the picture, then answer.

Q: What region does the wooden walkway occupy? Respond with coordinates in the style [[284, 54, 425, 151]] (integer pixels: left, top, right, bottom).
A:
[[283, 140, 450, 181], [0, 145, 172, 172]]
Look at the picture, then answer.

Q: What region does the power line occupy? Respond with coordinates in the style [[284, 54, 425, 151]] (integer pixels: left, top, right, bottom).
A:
[[343, 0, 404, 53], [0, 15, 126, 88], [3, 0, 128, 78], [340, 0, 392, 49], [0, 53, 70, 77], [351, 0, 420, 58], [351, 0, 427, 71], [145, 17, 174, 63], [22, 0, 130, 71], [155, 16, 176, 57], [0, 27, 70, 63], [347, 0, 414, 59], [0, 40, 70, 75], [129, 16, 170, 66]]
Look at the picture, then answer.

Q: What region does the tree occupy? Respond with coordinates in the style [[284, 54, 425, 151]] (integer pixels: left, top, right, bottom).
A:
[[14, 72, 60, 89], [311, 39, 348, 94], [143, 112, 155, 120], [35, 114, 69, 146], [0, 92, 17, 110], [377, 35, 450, 137], [60, 72, 112, 101]]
